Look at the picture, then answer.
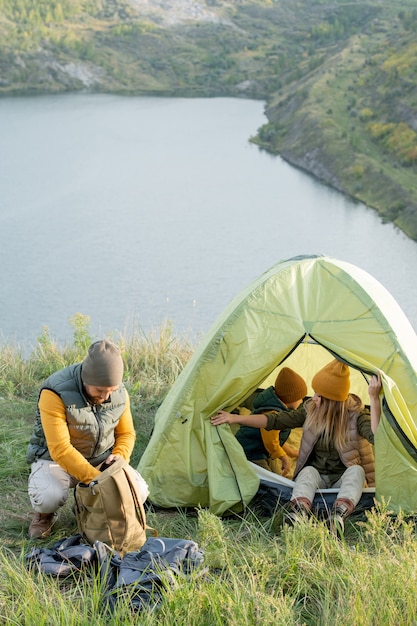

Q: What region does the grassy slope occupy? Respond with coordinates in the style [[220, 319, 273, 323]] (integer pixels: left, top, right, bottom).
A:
[[253, 2, 417, 239]]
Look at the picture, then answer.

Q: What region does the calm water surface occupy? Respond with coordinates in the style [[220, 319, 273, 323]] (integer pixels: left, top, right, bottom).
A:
[[1, 94, 416, 351]]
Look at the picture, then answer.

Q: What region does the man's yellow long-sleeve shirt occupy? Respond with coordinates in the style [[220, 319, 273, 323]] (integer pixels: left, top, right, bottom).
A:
[[39, 389, 136, 484]]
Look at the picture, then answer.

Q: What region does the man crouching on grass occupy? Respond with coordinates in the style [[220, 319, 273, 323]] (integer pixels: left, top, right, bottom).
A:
[[26, 339, 136, 539]]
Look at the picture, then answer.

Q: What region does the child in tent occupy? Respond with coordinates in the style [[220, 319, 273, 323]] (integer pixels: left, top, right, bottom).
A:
[[235, 367, 307, 477], [211, 359, 382, 535]]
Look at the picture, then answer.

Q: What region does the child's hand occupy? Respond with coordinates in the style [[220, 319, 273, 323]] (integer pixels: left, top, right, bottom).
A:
[[280, 454, 290, 477], [283, 444, 299, 459]]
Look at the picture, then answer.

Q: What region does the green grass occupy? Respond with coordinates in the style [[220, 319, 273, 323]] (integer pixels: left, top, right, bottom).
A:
[[1, 322, 417, 624]]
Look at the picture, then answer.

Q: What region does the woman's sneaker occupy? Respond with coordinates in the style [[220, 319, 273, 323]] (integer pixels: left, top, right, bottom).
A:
[[282, 501, 311, 527], [328, 504, 350, 538]]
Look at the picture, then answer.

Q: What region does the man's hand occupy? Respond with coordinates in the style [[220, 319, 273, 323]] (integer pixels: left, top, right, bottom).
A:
[[101, 453, 120, 470]]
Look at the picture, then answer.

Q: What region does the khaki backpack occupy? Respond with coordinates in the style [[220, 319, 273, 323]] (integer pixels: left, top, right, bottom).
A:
[[74, 457, 155, 555]]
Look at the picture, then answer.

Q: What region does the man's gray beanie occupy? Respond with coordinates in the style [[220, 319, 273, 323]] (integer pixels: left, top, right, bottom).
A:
[[81, 339, 124, 387]]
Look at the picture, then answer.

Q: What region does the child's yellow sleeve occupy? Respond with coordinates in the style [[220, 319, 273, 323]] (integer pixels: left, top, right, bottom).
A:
[[260, 428, 285, 459]]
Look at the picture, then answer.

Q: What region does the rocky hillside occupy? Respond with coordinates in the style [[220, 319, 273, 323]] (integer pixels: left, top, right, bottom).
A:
[[0, 0, 272, 97], [2, 0, 417, 240], [253, 4, 417, 240]]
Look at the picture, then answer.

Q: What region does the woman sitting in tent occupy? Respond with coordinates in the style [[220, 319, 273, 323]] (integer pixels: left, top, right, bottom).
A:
[[211, 359, 382, 535], [235, 368, 307, 477]]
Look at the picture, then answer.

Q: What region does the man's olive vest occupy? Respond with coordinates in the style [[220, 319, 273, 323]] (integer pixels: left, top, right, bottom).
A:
[[26, 363, 127, 465]]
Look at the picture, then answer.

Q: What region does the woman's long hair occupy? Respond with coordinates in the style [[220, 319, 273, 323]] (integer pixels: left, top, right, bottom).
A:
[[303, 394, 364, 450]]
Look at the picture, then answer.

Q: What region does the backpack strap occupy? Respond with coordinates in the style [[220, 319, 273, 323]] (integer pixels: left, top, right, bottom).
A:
[[117, 464, 158, 537]]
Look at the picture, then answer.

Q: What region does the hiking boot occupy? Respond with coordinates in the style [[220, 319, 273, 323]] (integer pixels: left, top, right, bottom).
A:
[[282, 500, 311, 527], [28, 511, 58, 539]]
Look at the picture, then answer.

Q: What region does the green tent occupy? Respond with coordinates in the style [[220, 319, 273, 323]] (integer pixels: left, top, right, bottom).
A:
[[138, 254, 417, 515]]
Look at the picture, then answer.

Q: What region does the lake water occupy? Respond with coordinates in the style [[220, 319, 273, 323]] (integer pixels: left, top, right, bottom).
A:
[[1, 94, 417, 352]]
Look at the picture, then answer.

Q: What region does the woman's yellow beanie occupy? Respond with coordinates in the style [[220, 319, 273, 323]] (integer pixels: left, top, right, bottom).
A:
[[311, 359, 350, 402]]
